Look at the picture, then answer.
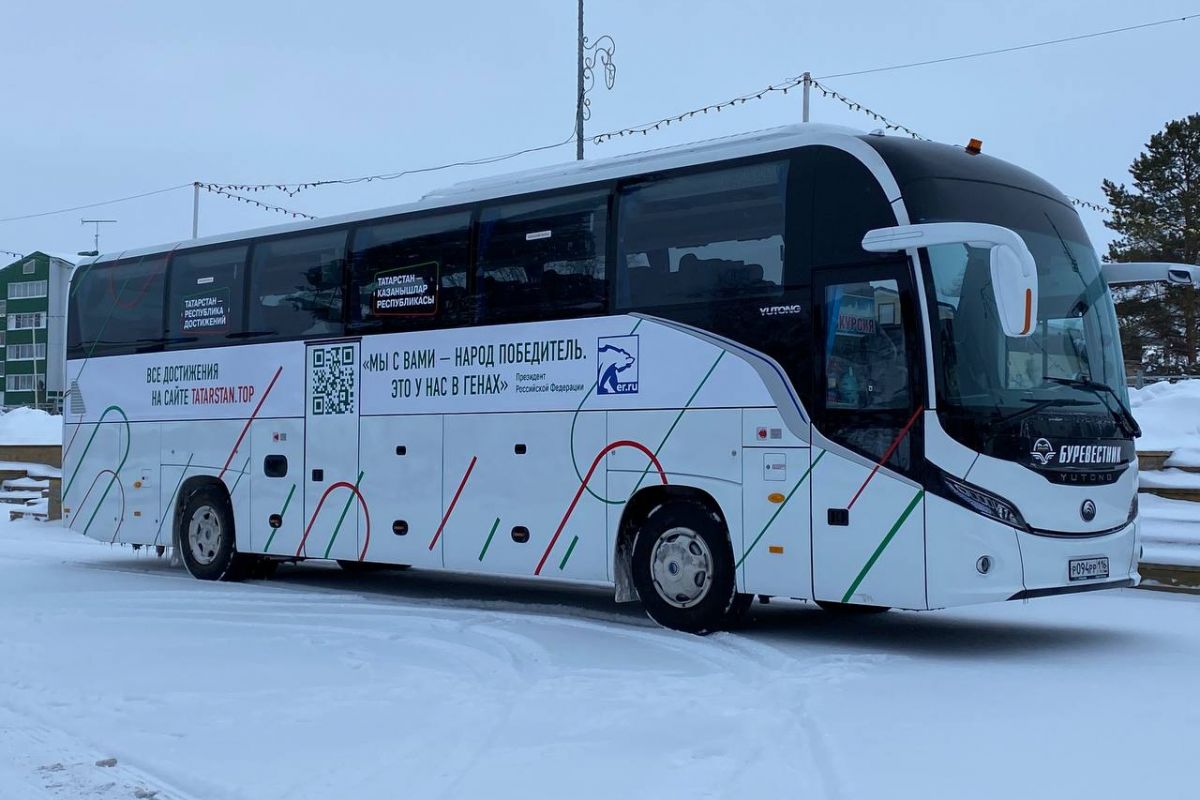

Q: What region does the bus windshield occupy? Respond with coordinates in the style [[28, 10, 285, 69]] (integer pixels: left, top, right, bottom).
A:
[[911, 180, 1130, 437]]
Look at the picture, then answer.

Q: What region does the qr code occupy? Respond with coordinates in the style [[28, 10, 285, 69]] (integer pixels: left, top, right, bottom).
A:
[[310, 345, 356, 415]]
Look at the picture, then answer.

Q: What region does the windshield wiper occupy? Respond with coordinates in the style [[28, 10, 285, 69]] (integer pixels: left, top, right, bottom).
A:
[[997, 396, 1095, 426], [1044, 376, 1142, 438]]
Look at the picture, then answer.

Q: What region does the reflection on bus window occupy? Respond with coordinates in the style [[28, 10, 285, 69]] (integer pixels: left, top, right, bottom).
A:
[[247, 230, 348, 340], [823, 279, 909, 410], [617, 161, 787, 309]]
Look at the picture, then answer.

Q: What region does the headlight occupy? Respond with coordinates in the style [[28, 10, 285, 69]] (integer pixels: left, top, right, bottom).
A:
[[1128, 493, 1138, 524], [941, 472, 1030, 530]]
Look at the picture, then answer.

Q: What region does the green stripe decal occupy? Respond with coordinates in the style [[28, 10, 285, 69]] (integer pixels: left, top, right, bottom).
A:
[[229, 456, 251, 495], [558, 535, 580, 570], [63, 404, 130, 501], [324, 471, 365, 558], [736, 450, 825, 568], [629, 351, 725, 496], [478, 517, 501, 562], [150, 454, 194, 545], [262, 483, 297, 553], [840, 490, 925, 603]]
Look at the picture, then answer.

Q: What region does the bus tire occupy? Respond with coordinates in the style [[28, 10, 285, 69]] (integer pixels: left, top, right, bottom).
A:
[[815, 600, 890, 614], [631, 501, 739, 635], [177, 485, 247, 582]]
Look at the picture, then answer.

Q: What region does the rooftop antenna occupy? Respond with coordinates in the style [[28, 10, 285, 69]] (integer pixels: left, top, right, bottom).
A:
[[80, 218, 116, 256]]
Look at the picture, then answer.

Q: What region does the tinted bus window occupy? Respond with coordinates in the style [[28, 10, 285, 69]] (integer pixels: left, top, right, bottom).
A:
[[247, 230, 348, 340], [166, 246, 247, 348], [67, 255, 167, 359], [477, 192, 608, 324], [349, 212, 471, 332], [617, 161, 788, 309]]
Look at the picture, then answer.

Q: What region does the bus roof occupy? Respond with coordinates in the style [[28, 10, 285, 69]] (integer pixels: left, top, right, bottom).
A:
[[80, 122, 865, 266]]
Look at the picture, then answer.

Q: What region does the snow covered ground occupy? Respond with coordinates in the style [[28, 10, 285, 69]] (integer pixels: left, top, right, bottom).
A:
[[3, 520, 1199, 800]]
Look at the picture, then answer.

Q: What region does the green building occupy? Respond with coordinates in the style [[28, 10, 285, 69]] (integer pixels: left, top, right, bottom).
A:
[[0, 252, 74, 409]]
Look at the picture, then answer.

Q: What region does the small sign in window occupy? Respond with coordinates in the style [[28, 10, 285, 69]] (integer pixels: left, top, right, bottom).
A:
[[373, 261, 439, 317]]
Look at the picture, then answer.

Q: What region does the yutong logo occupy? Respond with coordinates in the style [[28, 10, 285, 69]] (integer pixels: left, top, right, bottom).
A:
[[1030, 438, 1056, 466], [1080, 499, 1097, 522], [759, 304, 803, 317], [1030, 438, 1124, 467], [597, 336, 639, 395]]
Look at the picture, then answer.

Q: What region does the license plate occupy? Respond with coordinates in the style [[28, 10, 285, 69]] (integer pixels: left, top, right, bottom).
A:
[[1069, 556, 1109, 582]]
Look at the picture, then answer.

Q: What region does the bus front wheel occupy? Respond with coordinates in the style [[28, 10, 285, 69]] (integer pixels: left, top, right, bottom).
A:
[[631, 501, 744, 634]]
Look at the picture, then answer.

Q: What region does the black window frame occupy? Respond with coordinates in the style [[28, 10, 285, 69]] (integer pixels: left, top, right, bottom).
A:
[[242, 226, 352, 344]]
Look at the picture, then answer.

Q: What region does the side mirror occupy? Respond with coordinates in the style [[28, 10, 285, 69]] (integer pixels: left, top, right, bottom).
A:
[[862, 222, 1038, 338], [1101, 261, 1200, 287]]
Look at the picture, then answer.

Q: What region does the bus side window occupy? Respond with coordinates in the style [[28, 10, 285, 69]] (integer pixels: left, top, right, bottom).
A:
[[67, 255, 168, 358], [616, 160, 788, 311], [349, 212, 471, 332], [246, 230, 348, 341], [165, 246, 247, 349], [476, 192, 608, 325]]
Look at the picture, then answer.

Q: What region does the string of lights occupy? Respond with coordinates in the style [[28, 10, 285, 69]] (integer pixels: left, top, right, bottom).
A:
[[1070, 197, 1112, 214], [201, 184, 317, 220], [1, 249, 24, 259], [205, 130, 578, 198], [810, 79, 926, 140]]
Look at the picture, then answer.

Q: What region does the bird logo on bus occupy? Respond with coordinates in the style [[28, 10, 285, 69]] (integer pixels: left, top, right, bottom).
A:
[[1030, 437, 1056, 466], [597, 336, 639, 395]]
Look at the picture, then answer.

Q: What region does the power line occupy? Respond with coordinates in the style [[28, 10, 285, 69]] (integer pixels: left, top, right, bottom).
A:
[[817, 13, 1199, 80], [592, 12, 1198, 143], [0, 184, 192, 223]]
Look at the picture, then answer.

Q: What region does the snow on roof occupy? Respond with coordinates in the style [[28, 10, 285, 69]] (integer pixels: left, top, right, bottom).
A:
[[81, 123, 868, 266], [0, 408, 62, 446]]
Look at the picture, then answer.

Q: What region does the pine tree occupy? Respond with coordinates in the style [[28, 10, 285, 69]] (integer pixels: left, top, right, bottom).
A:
[[1103, 113, 1200, 374]]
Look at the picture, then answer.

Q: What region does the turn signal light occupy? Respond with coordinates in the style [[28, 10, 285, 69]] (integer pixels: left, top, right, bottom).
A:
[[767, 492, 785, 504], [965, 138, 983, 155]]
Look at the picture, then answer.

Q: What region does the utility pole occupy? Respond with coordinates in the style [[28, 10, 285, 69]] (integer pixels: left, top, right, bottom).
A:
[[575, 0, 616, 160], [80, 218, 116, 254], [193, 181, 200, 239], [802, 72, 811, 123]]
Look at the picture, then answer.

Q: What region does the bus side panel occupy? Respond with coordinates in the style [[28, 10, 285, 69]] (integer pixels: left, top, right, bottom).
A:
[[356, 414, 444, 568], [63, 419, 123, 544], [245, 418, 305, 555], [442, 411, 607, 580], [810, 450, 927, 610], [925, 494, 1022, 608], [606, 408, 743, 584], [159, 419, 252, 551]]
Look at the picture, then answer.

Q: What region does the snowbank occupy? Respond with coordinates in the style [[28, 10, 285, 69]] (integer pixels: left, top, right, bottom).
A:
[[1130, 379, 1200, 465], [0, 408, 62, 445], [1139, 493, 1200, 567]]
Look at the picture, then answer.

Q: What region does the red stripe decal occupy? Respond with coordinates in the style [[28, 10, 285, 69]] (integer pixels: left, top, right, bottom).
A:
[[218, 366, 283, 480], [845, 405, 924, 511], [428, 456, 477, 551], [534, 440, 667, 576], [295, 481, 370, 558]]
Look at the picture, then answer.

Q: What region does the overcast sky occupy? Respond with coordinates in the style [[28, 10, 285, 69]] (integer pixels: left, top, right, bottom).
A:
[[0, 0, 1195, 261]]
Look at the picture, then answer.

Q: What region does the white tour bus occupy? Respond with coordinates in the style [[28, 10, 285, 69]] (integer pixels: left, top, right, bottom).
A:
[[63, 124, 1190, 633]]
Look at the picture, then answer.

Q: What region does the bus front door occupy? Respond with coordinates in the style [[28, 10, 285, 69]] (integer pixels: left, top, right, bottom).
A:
[[809, 267, 927, 610], [301, 340, 363, 563]]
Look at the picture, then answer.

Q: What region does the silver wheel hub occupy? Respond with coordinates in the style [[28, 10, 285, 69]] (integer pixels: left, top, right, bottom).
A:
[[187, 504, 223, 566], [650, 527, 713, 608]]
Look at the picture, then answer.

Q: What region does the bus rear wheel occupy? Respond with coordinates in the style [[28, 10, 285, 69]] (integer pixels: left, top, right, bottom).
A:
[[177, 485, 250, 582], [631, 501, 743, 634]]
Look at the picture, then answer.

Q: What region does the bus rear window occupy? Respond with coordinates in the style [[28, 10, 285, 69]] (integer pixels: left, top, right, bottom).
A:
[[68, 256, 167, 359]]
